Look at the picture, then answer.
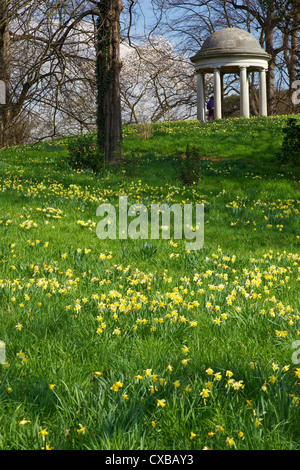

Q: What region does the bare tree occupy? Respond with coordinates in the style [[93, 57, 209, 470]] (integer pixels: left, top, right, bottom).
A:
[[120, 36, 201, 124], [0, 0, 100, 147], [1, 0, 136, 163]]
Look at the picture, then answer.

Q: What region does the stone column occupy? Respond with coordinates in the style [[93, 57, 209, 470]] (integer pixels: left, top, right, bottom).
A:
[[221, 72, 225, 118], [197, 72, 206, 122], [259, 68, 267, 116], [240, 66, 250, 118], [214, 67, 222, 119]]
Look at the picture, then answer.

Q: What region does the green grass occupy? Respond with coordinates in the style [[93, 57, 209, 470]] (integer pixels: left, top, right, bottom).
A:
[[0, 116, 299, 450], [123, 115, 300, 161]]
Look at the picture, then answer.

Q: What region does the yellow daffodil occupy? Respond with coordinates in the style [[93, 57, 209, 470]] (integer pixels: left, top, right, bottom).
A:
[[19, 419, 31, 426], [226, 437, 235, 447], [156, 398, 166, 408], [77, 425, 86, 435], [39, 427, 48, 439]]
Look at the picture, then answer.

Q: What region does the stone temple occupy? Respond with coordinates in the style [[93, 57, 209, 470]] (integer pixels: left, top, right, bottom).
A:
[[190, 27, 271, 121]]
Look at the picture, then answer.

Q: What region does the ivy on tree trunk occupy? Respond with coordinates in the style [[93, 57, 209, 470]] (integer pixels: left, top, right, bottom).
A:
[[96, 0, 123, 164], [0, 0, 11, 147]]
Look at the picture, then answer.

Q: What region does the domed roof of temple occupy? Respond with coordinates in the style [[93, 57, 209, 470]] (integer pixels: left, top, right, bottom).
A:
[[191, 28, 270, 61]]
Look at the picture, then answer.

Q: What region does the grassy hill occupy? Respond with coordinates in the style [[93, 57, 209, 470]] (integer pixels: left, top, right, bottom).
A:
[[122, 115, 300, 161], [0, 116, 299, 450]]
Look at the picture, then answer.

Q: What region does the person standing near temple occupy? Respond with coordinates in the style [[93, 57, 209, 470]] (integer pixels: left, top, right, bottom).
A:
[[207, 96, 214, 120]]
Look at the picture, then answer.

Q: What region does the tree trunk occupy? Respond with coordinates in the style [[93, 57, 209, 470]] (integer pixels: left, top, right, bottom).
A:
[[0, 0, 11, 147], [96, 0, 123, 164]]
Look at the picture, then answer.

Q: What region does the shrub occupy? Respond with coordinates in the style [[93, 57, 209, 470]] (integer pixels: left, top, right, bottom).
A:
[[136, 122, 153, 140], [66, 134, 103, 173], [139, 242, 158, 259], [176, 144, 201, 186], [276, 118, 300, 166]]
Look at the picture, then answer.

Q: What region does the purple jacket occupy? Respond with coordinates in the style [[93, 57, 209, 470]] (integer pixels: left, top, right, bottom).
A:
[[207, 99, 214, 111]]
